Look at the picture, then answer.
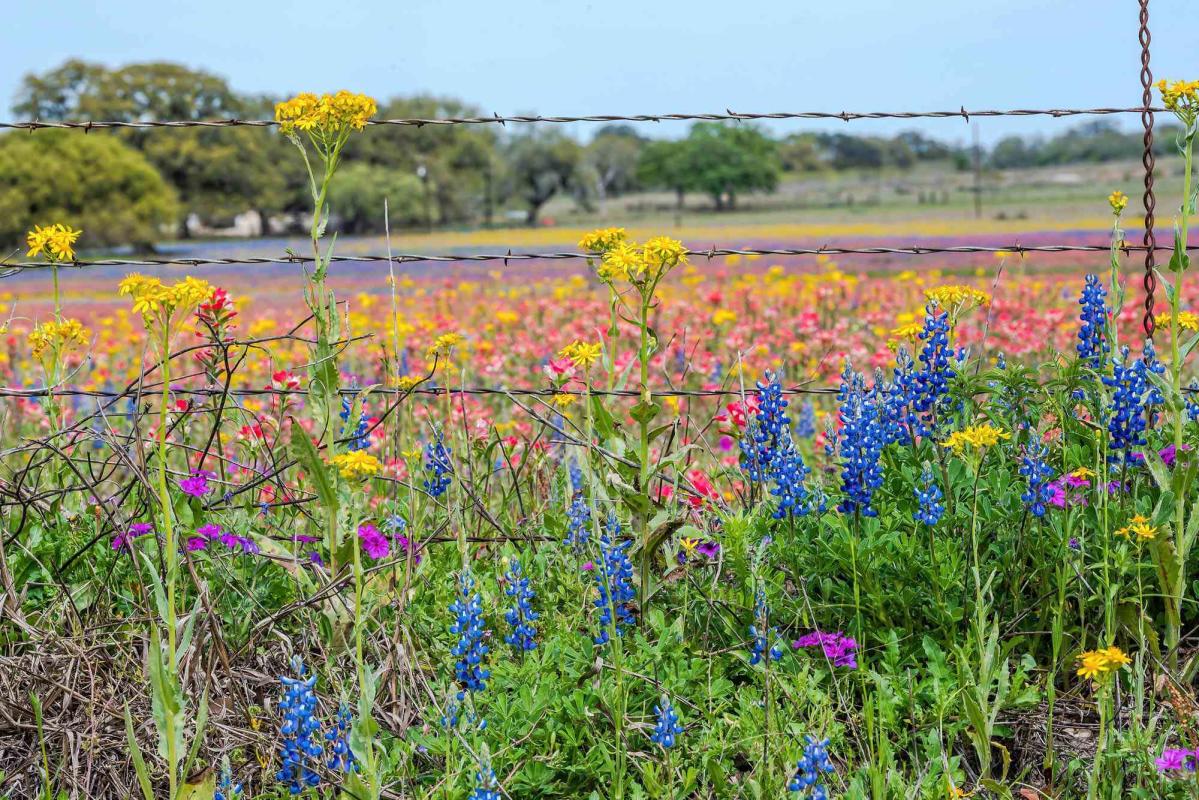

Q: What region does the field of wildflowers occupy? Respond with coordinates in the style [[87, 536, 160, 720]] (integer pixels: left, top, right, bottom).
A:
[[1, 82, 1198, 800]]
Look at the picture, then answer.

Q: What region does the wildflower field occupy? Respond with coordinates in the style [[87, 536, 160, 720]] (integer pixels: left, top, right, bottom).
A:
[[2, 83, 1199, 800]]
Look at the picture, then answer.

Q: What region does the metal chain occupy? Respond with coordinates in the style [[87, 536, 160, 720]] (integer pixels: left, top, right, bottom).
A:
[[1140, 0, 1157, 338]]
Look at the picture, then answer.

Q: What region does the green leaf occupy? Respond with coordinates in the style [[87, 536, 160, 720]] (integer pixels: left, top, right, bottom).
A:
[[630, 400, 661, 425], [180, 687, 209, 783], [288, 416, 338, 511], [124, 705, 155, 800], [178, 768, 216, 800]]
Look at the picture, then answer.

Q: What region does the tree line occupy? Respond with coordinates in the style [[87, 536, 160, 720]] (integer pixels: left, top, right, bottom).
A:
[[0, 60, 1178, 249]]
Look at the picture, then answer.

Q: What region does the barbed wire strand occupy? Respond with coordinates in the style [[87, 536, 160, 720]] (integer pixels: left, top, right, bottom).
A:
[[0, 105, 1167, 131], [4, 243, 1196, 277]]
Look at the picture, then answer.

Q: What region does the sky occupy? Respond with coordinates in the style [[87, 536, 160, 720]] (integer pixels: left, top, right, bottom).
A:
[[3, 0, 1196, 145]]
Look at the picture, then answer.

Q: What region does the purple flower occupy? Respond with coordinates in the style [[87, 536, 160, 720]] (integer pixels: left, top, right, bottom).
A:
[[581, 561, 595, 572], [178, 470, 214, 498], [186, 537, 208, 552], [1156, 747, 1199, 773], [358, 523, 390, 560], [696, 540, 721, 558], [112, 522, 153, 551], [192, 522, 258, 554], [794, 630, 858, 669], [394, 533, 422, 565]]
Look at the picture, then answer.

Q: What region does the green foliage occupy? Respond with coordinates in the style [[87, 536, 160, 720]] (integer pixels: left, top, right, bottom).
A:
[[329, 162, 427, 232]]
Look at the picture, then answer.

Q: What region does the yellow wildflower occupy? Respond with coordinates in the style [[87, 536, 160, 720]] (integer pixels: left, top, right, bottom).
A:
[[559, 340, 602, 369], [1163, 311, 1199, 333], [1157, 79, 1199, 122], [26, 224, 82, 261], [712, 309, 737, 326], [28, 318, 89, 359], [941, 424, 1010, 455], [1076, 646, 1130, 683], [642, 236, 688, 270], [578, 227, 627, 253], [924, 285, 990, 312], [599, 242, 645, 282], [330, 450, 382, 480], [1115, 514, 1156, 541], [275, 91, 377, 136], [396, 375, 423, 391], [426, 332, 465, 357], [1069, 467, 1095, 480], [550, 392, 576, 409], [680, 537, 700, 556], [1108, 190, 1128, 215]]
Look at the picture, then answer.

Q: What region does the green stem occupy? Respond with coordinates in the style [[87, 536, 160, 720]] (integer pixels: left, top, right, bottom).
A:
[[156, 325, 179, 800]]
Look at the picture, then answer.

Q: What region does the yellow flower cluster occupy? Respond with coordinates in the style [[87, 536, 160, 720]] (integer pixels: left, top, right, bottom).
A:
[[924, 285, 990, 312], [330, 450, 382, 480], [587, 230, 688, 283], [1157, 79, 1199, 120], [26, 224, 82, 262], [550, 392, 576, 409], [396, 375, 423, 391], [1108, 190, 1128, 215], [275, 91, 377, 136], [941, 424, 1010, 455], [28, 318, 89, 359], [1075, 646, 1130, 682], [578, 227, 627, 253], [1163, 311, 1199, 333], [558, 340, 602, 369], [712, 309, 737, 326], [426, 332, 465, 357], [118, 274, 213, 318], [1115, 514, 1156, 541]]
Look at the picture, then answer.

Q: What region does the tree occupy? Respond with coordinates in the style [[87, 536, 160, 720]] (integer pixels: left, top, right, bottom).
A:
[[328, 163, 426, 234], [778, 133, 827, 173], [636, 139, 692, 209], [681, 123, 780, 210], [500, 126, 582, 224], [0, 132, 178, 248], [583, 127, 645, 212], [13, 61, 286, 233]]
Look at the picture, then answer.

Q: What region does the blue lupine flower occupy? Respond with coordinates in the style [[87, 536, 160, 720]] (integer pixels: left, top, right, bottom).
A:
[[276, 659, 323, 795], [835, 364, 886, 517], [568, 458, 584, 492], [1076, 273, 1110, 370], [749, 589, 784, 665], [880, 350, 921, 445], [423, 434, 453, 497], [215, 760, 242, 800], [565, 493, 591, 552], [914, 465, 944, 527], [1142, 337, 1167, 407], [788, 735, 835, 798], [339, 397, 371, 451], [503, 559, 539, 651], [742, 372, 817, 519], [912, 304, 955, 426], [593, 516, 636, 646], [325, 702, 356, 773], [1103, 345, 1153, 461], [795, 401, 817, 439], [1187, 380, 1199, 422], [996, 352, 1007, 370], [469, 761, 501, 800], [1019, 442, 1055, 518], [449, 572, 490, 699], [650, 696, 684, 749]]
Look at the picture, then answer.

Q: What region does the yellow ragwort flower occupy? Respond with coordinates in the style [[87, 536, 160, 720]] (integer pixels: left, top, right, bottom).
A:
[[598, 242, 646, 282], [26, 223, 82, 262], [1164, 311, 1199, 333], [712, 309, 737, 326], [550, 392, 576, 409], [330, 450, 382, 480], [426, 332, 465, 357], [578, 227, 627, 253], [941, 424, 1011, 455], [28, 318, 89, 359], [1076, 646, 1130, 683], [924, 285, 990, 312], [642, 236, 688, 270], [396, 375, 423, 391], [1108, 190, 1129, 215], [559, 340, 602, 370], [1157, 79, 1199, 122], [275, 91, 377, 137], [1115, 514, 1156, 541]]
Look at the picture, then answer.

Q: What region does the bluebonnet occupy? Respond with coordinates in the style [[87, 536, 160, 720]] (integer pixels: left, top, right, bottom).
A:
[[749, 589, 784, 665], [914, 465, 944, 527], [325, 702, 356, 773], [742, 371, 817, 519], [912, 304, 955, 426], [423, 433, 453, 497], [795, 401, 817, 439], [1103, 345, 1153, 461], [880, 350, 921, 445], [469, 761, 501, 800], [503, 558, 539, 651], [568, 458, 584, 493], [1188, 380, 1199, 422], [1076, 273, 1110, 370], [1019, 442, 1055, 518], [339, 397, 371, 451], [215, 759, 242, 800], [996, 352, 1007, 370], [449, 571, 490, 699], [276, 659, 323, 795], [1142, 337, 1167, 407], [835, 364, 886, 517], [650, 696, 685, 749], [788, 736, 835, 798], [564, 493, 591, 552], [593, 515, 636, 646]]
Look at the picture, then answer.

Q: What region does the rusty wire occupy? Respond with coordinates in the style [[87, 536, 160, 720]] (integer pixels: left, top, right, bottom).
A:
[[3, 243, 1195, 277], [0, 105, 1166, 131], [1140, 0, 1158, 339]]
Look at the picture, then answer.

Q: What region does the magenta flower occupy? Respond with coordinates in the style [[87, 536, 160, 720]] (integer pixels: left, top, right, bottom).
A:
[[186, 537, 208, 552], [112, 522, 153, 551], [395, 533, 422, 565], [178, 470, 214, 498], [1156, 747, 1198, 773], [696, 540, 721, 558], [794, 630, 858, 669], [358, 523, 390, 560]]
